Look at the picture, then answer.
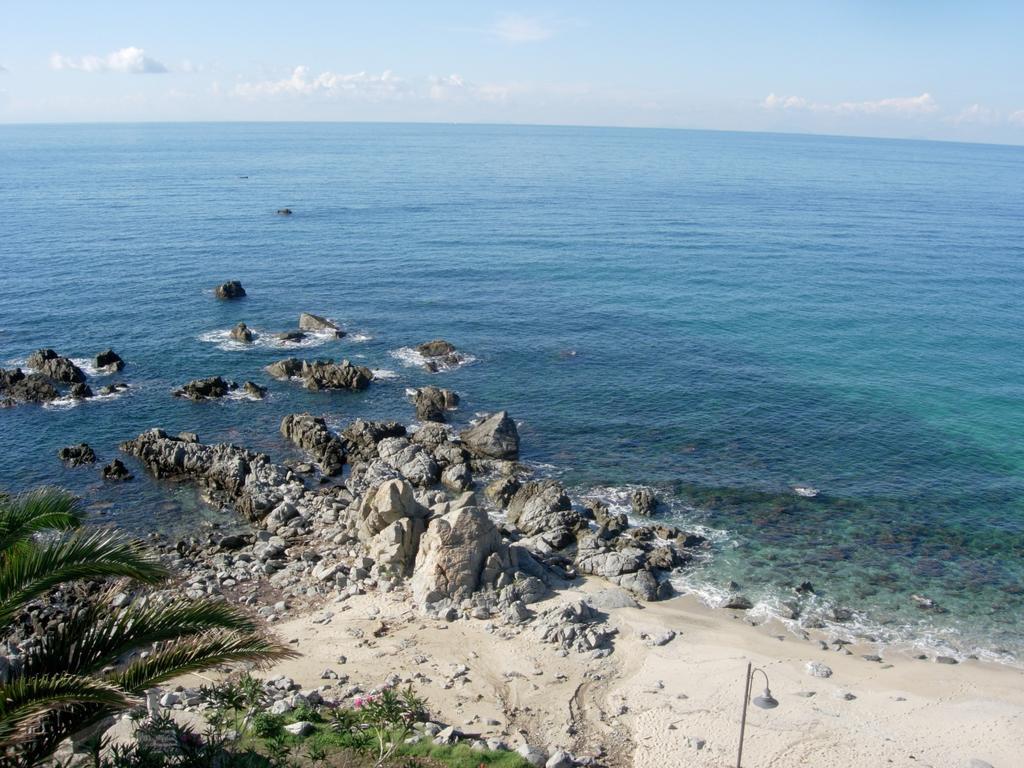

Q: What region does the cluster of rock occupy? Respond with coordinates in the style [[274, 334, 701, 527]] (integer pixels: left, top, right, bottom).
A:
[[417, 339, 468, 373], [228, 314, 346, 347], [411, 386, 459, 422], [266, 358, 372, 391], [173, 376, 266, 401], [1, 348, 128, 407]]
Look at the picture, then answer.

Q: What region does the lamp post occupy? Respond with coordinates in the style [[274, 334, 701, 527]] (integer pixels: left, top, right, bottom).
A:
[[736, 662, 778, 767]]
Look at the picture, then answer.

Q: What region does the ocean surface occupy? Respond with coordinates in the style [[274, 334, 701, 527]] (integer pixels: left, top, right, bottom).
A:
[[2, 123, 1023, 661]]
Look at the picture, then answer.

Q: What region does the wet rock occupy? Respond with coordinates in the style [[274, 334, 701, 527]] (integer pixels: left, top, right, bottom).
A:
[[724, 595, 754, 610], [68, 382, 93, 399], [242, 381, 267, 399], [417, 339, 457, 357], [102, 459, 133, 482], [484, 475, 521, 509], [276, 208, 293, 216], [460, 411, 519, 459], [214, 280, 246, 299], [27, 349, 86, 384], [935, 656, 959, 665], [299, 313, 345, 337], [280, 413, 346, 476], [58, 443, 96, 466], [94, 349, 125, 371], [276, 330, 307, 343], [230, 323, 255, 343], [266, 358, 372, 391], [411, 386, 459, 422], [173, 376, 234, 400], [99, 382, 129, 396], [630, 487, 658, 516]]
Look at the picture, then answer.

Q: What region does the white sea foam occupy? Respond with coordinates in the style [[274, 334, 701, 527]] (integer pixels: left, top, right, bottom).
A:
[[371, 369, 399, 381], [389, 346, 477, 372], [198, 327, 341, 352], [348, 332, 373, 343], [42, 388, 128, 410]]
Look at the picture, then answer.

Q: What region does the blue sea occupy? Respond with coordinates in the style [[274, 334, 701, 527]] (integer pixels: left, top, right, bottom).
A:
[[2, 123, 1023, 660]]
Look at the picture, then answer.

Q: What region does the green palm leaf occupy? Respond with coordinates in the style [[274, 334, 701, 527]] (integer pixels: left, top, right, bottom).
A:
[[21, 597, 260, 678], [0, 528, 167, 625], [0, 489, 83, 558]]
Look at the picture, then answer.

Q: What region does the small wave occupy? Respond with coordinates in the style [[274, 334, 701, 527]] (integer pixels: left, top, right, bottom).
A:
[[42, 388, 128, 411], [224, 389, 267, 402], [372, 369, 399, 381], [69, 357, 117, 377], [198, 327, 341, 352], [389, 347, 477, 372], [348, 332, 373, 343], [793, 485, 819, 498]]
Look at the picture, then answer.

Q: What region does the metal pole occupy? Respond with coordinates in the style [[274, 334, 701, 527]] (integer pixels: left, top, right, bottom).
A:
[[737, 661, 752, 768]]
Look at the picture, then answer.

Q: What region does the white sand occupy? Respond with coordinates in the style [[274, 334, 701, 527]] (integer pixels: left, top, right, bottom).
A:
[[187, 578, 1024, 767]]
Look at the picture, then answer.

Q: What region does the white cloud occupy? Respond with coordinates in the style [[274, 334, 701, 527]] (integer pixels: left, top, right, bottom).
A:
[[762, 92, 937, 116], [947, 103, 1000, 125], [1010, 110, 1024, 127], [493, 14, 552, 43], [50, 46, 168, 74], [234, 66, 406, 99]]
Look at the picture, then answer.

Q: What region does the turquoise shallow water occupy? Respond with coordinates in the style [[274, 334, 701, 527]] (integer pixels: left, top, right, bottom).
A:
[[1, 123, 1023, 659]]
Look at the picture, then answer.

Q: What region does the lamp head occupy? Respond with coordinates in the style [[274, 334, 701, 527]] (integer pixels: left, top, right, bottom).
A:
[[753, 687, 778, 709]]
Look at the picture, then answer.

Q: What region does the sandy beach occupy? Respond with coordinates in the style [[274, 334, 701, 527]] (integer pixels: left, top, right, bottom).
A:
[[196, 576, 1024, 768]]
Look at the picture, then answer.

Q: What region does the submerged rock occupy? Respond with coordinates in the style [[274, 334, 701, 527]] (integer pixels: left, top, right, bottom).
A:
[[173, 376, 235, 400], [230, 323, 255, 343], [276, 208, 293, 216], [299, 313, 345, 337], [281, 413, 346, 476], [94, 349, 125, 371], [27, 349, 86, 384], [460, 411, 519, 459], [102, 459, 133, 482], [58, 443, 96, 466], [214, 280, 246, 299]]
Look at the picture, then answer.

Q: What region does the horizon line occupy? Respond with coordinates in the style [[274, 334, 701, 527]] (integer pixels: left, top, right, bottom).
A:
[[2, 118, 1023, 151]]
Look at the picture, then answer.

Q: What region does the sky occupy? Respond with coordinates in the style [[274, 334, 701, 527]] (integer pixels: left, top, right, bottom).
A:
[[2, 1, 1024, 144]]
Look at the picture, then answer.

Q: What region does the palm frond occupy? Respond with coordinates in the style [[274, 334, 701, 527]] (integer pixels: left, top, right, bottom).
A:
[[21, 597, 261, 678], [114, 629, 298, 693], [0, 489, 82, 556], [0, 674, 135, 748], [0, 528, 166, 625]]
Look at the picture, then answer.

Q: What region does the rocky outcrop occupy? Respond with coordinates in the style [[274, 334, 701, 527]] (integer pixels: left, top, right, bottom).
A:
[[375, 437, 440, 487], [68, 383, 93, 399], [94, 349, 125, 371], [299, 313, 345, 337], [27, 349, 86, 384], [459, 411, 519, 459], [484, 475, 521, 508], [341, 420, 407, 463], [102, 459, 133, 482], [214, 280, 246, 299], [58, 443, 96, 466], [0, 368, 59, 404], [416, 339, 465, 372], [411, 494, 510, 606], [631, 487, 658, 517], [120, 429, 302, 521], [353, 480, 427, 575], [242, 381, 267, 399], [280, 414, 345, 476], [266, 358, 372, 391], [173, 376, 234, 400], [411, 386, 459, 422], [98, 382, 129, 396], [230, 323, 255, 343], [417, 339, 456, 357], [506, 480, 581, 547]]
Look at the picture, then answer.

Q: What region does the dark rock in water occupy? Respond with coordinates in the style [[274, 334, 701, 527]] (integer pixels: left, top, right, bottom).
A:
[[120, 428, 301, 521], [724, 595, 754, 610], [411, 386, 459, 423], [0, 368, 60, 403], [281, 413, 346, 476], [831, 607, 854, 622], [214, 280, 246, 299], [417, 339, 457, 357], [460, 411, 519, 459], [102, 459, 133, 482], [631, 487, 658, 517], [173, 376, 235, 400], [341, 419, 408, 463], [58, 443, 96, 466], [276, 330, 307, 343], [242, 381, 267, 399], [94, 349, 125, 371], [27, 349, 86, 384], [276, 208, 293, 216], [266, 358, 372, 391], [795, 581, 816, 594], [229, 322, 255, 343], [99, 382, 129, 396], [299, 313, 345, 337], [68, 382, 93, 399]]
